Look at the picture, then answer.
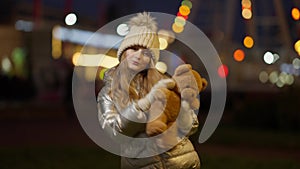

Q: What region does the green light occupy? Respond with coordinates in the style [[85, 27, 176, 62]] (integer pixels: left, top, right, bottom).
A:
[[174, 16, 186, 27], [181, 0, 192, 9], [12, 47, 25, 66]]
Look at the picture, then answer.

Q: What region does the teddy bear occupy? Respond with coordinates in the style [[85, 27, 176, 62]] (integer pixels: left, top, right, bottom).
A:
[[173, 64, 208, 110], [146, 64, 207, 148]]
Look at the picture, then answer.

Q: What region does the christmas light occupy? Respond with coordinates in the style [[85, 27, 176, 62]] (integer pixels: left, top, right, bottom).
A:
[[243, 36, 254, 48], [233, 49, 245, 62], [218, 64, 229, 78]]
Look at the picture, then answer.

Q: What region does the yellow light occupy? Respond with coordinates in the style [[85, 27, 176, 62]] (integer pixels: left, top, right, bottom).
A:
[[233, 49, 245, 62], [242, 8, 252, 19], [174, 16, 186, 27], [1, 57, 12, 73], [52, 38, 62, 59], [155, 61, 168, 74], [179, 5, 191, 16], [259, 71, 268, 83], [292, 58, 300, 69], [99, 68, 108, 80], [72, 52, 81, 66], [286, 74, 294, 85], [241, 0, 252, 9], [243, 36, 254, 48], [74, 53, 119, 68], [278, 72, 287, 84], [172, 23, 184, 33], [291, 8, 300, 20], [159, 37, 168, 50], [294, 40, 300, 54], [269, 71, 278, 84], [276, 79, 284, 88]]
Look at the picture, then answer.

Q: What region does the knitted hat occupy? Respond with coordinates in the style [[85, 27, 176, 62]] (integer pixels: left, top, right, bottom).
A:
[[117, 12, 160, 63]]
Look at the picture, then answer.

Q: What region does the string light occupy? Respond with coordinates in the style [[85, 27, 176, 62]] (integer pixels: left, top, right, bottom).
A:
[[294, 40, 300, 55], [218, 64, 229, 78], [243, 36, 254, 48], [173, 0, 192, 34], [241, 0, 252, 20], [233, 49, 245, 62], [291, 7, 300, 20]]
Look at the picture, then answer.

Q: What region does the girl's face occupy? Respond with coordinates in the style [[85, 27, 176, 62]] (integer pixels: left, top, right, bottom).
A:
[[124, 47, 152, 72]]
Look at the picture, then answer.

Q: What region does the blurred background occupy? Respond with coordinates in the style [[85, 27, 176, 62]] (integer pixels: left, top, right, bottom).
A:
[[1, 0, 300, 168]]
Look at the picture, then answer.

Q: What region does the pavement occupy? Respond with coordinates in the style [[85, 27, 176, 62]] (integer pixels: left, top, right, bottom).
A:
[[0, 102, 300, 162]]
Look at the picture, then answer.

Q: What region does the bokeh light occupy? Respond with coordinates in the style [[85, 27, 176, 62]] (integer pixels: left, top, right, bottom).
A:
[[291, 7, 300, 20], [52, 38, 62, 59], [99, 68, 108, 80], [263, 51, 274, 64], [277, 72, 294, 85], [158, 37, 168, 50], [65, 13, 77, 26], [242, 8, 252, 19], [285, 74, 294, 85], [276, 79, 284, 88], [174, 16, 186, 27], [116, 23, 129, 36], [177, 12, 188, 20], [155, 61, 167, 74], [292, 58, 300, 69], [1, 57, 12, 73], [269, 71, 278, 84], [179, 5, 191, 16], [218, 64, 229, 78], [259, 71, 269, 83], [72, 52, 81, 66], [273, 53, 280, 63], [294, 40, 300, 55], [181, 0, 192, 9], [278, 72, 287, 84], [243, 36, 254, 48], [172, 23, 184, 33], [52, 26, 62, 59], [233, 49, 245, 62], [241, 0, 252, 9]]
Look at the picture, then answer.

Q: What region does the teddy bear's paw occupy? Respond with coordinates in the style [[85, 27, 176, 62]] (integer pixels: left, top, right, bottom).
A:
[[190, 99, 200, 110]]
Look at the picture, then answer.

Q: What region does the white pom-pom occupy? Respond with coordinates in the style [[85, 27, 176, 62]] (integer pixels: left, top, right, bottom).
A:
[[128, 12, 157, 32]]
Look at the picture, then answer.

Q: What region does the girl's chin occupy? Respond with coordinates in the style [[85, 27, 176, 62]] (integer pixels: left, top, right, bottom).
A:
[[128, 66, 142, 72]]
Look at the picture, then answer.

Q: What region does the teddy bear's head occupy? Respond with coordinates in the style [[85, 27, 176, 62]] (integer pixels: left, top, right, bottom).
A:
[[173, 64, 207, 110]]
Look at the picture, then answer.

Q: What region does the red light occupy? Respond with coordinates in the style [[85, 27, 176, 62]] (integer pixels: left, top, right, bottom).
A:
[[177, 12, 188, 20], [218, 64, 229, 78]]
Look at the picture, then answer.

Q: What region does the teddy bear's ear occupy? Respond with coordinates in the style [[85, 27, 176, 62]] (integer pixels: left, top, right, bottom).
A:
[[191, 70, 208, 92], [174, 64, 192, 76], [201, 78, 208, 91]]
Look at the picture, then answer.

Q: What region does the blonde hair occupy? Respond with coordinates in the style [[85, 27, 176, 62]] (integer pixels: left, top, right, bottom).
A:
[[110, 53, 166, 111]]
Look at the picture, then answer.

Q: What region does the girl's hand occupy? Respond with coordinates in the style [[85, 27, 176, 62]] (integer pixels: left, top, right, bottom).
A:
[[136, 79, 175, 111]]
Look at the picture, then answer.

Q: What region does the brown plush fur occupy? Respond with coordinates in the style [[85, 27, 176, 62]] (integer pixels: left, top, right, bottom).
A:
[[146, 64, 207, 149], [173, 64, 207, 110]]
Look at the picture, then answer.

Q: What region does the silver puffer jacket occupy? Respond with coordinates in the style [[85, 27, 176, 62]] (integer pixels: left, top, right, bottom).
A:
[[97, 71, 201, 169]]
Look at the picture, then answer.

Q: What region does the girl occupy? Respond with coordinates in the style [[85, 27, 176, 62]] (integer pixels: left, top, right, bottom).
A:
[[97, 12, 200, 169]]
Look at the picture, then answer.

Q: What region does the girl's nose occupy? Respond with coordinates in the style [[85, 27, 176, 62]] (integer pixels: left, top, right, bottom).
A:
[[134, 49, 143, 59]]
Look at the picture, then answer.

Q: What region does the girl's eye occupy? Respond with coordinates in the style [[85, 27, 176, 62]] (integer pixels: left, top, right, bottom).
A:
[[142, 49, 152, 57]]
